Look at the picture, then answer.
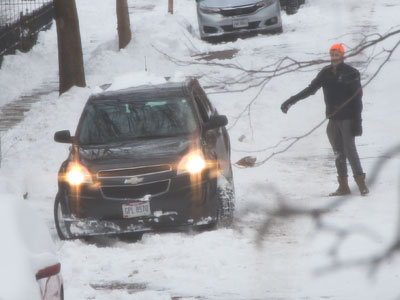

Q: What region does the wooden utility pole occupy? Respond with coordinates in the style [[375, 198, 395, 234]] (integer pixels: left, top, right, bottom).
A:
[[116, 0, 132, 49], [54, 0, 86, 95], [168, 0, 173, 14]]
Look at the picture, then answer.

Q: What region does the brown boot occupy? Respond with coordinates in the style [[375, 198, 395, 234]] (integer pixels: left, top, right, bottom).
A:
[[329, 176, 351, 196], [354, 173, 369, 196]]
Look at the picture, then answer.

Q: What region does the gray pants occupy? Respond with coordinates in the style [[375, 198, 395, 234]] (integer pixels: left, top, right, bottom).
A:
[[326, 119, 363, 177]]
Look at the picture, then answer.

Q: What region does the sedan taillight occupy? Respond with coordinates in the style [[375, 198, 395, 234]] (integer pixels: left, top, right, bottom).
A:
[[36, 263, 61, 280]]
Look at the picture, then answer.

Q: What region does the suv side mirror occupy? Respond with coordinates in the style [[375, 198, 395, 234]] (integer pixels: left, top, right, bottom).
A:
[[54, 130, 73, 144], [204, 115, 228, 131]]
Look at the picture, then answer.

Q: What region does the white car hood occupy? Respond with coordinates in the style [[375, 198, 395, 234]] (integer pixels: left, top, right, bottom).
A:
[[0, 196, 58, 300]]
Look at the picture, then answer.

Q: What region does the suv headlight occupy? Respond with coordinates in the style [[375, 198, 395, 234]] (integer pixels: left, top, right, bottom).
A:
[[65, 162, 93, 186], [255, 0, 275, 8], [199, 6, 221, 14], [177, 151, 206, 175]]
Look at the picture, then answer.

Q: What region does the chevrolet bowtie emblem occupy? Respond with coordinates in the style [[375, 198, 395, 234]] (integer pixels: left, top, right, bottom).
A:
[[124, 177, 144, 185]]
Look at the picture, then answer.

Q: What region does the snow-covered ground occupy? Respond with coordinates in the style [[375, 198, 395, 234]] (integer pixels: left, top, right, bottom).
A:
[[1, 0, 400, 299]]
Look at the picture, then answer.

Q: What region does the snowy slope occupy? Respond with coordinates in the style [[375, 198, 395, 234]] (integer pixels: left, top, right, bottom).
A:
[[1, 0, 400, 299]]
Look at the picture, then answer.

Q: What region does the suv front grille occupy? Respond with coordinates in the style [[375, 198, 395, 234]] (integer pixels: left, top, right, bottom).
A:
[[219, 5, 259, 17], [101, 180, 170, 200], [98, 165, 171, 178]]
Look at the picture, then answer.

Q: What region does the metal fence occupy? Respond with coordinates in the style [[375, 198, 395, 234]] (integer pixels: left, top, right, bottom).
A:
[[0, 0, 54, 61]]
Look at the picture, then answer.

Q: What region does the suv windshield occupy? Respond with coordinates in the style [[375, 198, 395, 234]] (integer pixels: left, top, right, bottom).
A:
[[77, 98, 198, 145]]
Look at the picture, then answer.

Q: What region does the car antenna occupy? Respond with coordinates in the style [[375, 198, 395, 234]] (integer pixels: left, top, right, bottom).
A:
[[144, 56, 147, 72]]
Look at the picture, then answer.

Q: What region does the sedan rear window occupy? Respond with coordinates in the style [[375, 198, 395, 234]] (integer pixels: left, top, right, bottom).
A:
[[77, 98, 198, 145]]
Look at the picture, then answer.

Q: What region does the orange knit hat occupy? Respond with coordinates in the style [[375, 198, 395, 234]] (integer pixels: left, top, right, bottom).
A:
[[329, 44, 345, 54]]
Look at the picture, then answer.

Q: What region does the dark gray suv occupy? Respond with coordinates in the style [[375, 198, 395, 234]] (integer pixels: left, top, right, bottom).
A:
[[53, 79, 235, 240]]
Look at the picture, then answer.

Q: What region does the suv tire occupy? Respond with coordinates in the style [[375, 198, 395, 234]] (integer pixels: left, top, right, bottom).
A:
[[54, 191, 73, 240], [286, 0, 299, 15], [216, 175, 235, 226]]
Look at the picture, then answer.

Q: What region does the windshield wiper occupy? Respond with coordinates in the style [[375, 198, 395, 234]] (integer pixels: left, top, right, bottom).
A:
[[79, 134, 184, 147], [135, 134, 183, 139]]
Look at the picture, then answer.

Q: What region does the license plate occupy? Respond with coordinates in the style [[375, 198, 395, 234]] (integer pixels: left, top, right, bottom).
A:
[[122, 202, 151, 218], [233, 18, 248, 28]]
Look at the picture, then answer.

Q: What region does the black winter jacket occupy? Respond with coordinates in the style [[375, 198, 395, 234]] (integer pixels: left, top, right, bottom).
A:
[[290, 62, 363, 120]]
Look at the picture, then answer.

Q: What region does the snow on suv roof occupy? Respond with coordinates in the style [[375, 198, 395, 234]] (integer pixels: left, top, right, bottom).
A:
[[89, 80, 192, 102]]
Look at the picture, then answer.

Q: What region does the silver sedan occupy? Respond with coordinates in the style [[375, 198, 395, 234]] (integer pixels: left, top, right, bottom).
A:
[[196, 0, 282, 42]]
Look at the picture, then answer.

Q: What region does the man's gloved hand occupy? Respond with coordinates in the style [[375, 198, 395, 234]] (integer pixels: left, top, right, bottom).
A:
[[281, 97, 295, 114], [351, 119, 363, 136]]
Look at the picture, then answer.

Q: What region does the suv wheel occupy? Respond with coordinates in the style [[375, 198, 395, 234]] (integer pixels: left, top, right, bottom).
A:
[[286, 0, 299, 15], [54, 192, 73, 240], [216, 175, 235, 226]]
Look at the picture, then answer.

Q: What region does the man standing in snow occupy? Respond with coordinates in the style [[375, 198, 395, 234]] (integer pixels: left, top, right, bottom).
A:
[[280, 44, 369, 196]]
